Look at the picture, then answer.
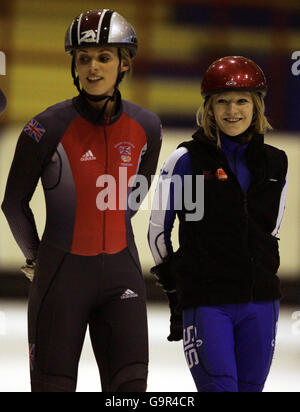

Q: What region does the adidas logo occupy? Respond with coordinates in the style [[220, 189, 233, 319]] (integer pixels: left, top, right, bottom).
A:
[[120, 289, 138, 300], [80, 150, 96, 162]]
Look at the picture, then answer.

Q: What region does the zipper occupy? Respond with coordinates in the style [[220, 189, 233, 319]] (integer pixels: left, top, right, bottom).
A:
[[233, 147, 238, 176], [102, 121, 109, 252], [220, 147, 255, 299], [243, 195, 255, 300]]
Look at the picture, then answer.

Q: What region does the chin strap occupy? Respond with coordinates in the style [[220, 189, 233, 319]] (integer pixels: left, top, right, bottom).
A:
[[70, 56, 114, 123]]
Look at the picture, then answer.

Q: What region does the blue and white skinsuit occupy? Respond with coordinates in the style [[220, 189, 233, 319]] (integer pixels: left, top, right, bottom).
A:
[[148, 132, 288, 392]]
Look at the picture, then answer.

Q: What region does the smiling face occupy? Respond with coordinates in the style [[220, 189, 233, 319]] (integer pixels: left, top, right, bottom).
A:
[[211, 91, 254, 136], [75, 47, 129, 97]]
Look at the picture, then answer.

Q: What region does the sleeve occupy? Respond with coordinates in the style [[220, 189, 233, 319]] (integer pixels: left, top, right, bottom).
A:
[[148, 147, 192, 265], [129, 114, 162, 217], [1, 124, 46, 260], [271, 167, 289, 237]]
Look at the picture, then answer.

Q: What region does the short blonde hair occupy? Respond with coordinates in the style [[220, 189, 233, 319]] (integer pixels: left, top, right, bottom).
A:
[[196, 92, 272, 146]]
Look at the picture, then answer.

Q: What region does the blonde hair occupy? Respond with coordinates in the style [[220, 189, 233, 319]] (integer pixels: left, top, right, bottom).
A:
[[196, 92, 273, 146]]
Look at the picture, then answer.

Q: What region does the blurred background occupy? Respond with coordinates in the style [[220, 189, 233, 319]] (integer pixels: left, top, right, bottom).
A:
[[0, 0, 299, 392]]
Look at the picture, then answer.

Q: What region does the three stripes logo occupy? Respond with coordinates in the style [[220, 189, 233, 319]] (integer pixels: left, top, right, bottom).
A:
[[80, 150, 96, 162], [121, 289, 138, 300]]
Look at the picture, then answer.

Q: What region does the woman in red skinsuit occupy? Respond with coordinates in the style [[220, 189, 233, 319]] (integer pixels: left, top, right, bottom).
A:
[[2, 9, 162, 392]]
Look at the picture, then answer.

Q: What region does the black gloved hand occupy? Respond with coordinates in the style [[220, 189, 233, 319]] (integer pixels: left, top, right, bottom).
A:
[[150, 257, 182, 341], [150, 258, 176, 293], [166, 291, 183, 342]]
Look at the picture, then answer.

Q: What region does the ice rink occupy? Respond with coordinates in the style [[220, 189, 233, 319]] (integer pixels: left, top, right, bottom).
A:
[[1, 0, 300, 396], [0, 299, 299, 392]]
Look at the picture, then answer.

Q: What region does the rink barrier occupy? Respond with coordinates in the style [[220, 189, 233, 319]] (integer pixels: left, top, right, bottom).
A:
[[0, 270, 299, 305]]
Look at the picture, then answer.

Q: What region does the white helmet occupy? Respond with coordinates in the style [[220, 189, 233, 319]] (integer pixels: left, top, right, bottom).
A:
[[65, 9, 137, 58]]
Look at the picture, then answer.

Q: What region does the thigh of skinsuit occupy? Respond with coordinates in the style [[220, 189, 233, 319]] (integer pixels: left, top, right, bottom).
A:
[[88, 248, 149, 392], [183, 305, 239, 392], [28, 244, 148, 392], [234, 300, 280, 392], [28, 247, 101, 391]]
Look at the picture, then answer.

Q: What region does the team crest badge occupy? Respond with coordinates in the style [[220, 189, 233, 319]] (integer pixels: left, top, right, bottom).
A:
[[114, 141, 135, 166]]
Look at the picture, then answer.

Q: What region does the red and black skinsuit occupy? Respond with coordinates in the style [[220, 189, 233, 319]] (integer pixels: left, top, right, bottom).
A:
[[2, 91, 162, 392]]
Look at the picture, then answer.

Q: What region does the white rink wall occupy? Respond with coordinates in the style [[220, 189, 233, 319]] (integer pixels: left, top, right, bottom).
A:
[[0, 127, 299, 280]]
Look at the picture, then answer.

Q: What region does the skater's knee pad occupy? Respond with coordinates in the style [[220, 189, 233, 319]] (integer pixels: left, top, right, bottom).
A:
[[110, 363, 148, 392]]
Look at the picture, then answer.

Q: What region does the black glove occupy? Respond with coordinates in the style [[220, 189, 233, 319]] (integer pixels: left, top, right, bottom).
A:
[[150, 259, 176, 293], [150, 258, 182, 341], [167, 291, 183, 342]]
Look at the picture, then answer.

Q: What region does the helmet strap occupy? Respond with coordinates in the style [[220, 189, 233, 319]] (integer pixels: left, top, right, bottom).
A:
[[71, 56, 81, 94], [71, 51, 125, 105]]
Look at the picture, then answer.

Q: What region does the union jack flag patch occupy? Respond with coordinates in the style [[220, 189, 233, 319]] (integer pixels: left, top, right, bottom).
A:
[[23, 119, 46, 142]]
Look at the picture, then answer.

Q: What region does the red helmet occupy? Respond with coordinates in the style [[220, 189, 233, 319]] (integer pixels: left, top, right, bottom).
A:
[[201, 56, 267, 98]]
